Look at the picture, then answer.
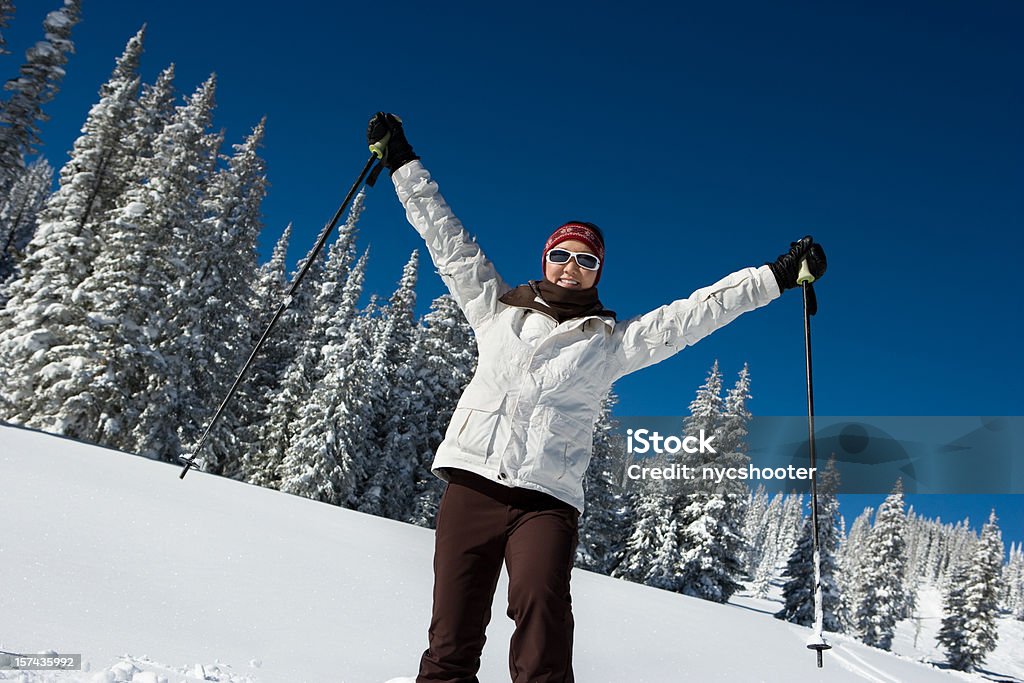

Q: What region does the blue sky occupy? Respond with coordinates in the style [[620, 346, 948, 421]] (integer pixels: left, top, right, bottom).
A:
[[5, 0, 1021, 548]]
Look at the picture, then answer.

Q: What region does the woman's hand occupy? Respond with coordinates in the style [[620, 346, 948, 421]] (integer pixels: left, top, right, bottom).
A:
[[366, 112, 419, 173], [768, 236, 827, 291]]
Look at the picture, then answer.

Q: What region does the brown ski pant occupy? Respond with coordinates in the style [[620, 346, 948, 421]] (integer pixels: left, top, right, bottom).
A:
[[417, 468, 580, 683]]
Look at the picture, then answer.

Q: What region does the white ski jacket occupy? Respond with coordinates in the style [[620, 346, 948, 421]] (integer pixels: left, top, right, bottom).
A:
[[392, 160, 781, 513]]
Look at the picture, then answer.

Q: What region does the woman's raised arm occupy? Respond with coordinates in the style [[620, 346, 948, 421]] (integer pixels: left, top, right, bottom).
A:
[[369, 113, 511, 331], [392, 160, 511, 331], [608, 237, 826, 379]]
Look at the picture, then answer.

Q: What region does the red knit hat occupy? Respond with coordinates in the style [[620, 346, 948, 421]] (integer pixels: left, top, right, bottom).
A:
[[542, 221, 606, 284]]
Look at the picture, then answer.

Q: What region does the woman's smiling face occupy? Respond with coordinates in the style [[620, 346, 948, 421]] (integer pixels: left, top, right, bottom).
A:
[[544, 239, 599, 290]]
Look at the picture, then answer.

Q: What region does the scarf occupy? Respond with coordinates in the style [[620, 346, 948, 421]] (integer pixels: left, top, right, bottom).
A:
[[499, 280, 616, 324]]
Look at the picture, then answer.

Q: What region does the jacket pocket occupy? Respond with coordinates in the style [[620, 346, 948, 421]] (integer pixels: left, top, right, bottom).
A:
[[451, 392, 506, 460], [550, 413, 593, 483]]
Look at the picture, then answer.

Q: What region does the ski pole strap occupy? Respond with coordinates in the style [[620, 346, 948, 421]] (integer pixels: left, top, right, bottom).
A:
[[804, 281, 818, 317], [366, 158, 387, 187]]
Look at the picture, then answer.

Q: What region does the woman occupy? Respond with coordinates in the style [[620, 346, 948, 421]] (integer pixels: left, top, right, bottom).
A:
[[366, 113, 826, 683]]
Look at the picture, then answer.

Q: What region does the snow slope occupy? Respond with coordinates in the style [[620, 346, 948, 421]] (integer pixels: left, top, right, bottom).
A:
[[0, 423, 1014, 682]]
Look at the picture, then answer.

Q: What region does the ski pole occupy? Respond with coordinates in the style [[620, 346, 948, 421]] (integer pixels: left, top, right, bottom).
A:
[[178, 150, 383, 479], [798, 259, 831, 667]]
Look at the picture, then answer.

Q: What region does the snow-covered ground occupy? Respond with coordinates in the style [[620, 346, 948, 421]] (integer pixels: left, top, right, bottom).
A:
[[1, 423, 1020, 683]]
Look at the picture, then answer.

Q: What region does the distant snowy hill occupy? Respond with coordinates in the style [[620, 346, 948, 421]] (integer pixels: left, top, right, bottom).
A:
[[1, 423, 1018, 682]]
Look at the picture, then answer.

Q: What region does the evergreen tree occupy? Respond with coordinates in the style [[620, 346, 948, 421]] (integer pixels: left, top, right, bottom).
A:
[[684, 360, 723, 479], [742, 485, 770, 577], [253, 244, 327, 488], [0, 156, 52, 284], [356, 251, 421, 518], [0, 0, 80, 195], [128, 64, 176, 170], [0, 30, 144, 426], [677, 493, 745, 602], [1005, 543, 1024, 621], [172, 118, 268, 474], [936, 560, 970, 669], [52, 76, 218, 458], [576, 391, 629, 575], [616, 363, 726, 593], [406, 293, 477, 528], [43, 26, 144, 239], [937, 510, 1003, 671], [0, 1, 14, 55], [283, 287, 379, 505], [946, 519, 979, 584], [272, 195, 367, 499], [775, 457, 845, 632], [854, 479, 908, 650], [748, 491, 786, 597], [235, 223, 295, 484], [677, 362, 745, 603], [613, 488, 678, 589], [839, 506, 874, 632]]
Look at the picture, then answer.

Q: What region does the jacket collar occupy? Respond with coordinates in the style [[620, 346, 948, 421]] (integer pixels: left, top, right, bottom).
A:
[[521, 305, 615, 332]]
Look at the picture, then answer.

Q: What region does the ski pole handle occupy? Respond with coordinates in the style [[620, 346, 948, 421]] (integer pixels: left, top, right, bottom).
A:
[[368, 114, 404, 159], [368, 130, 391, 160], [797, 258, 815, 285]]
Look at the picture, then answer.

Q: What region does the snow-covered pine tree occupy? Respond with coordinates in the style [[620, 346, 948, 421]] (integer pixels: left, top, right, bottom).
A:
[[918, 517, 945, 583], [1005, 543, 1024, 620], [676, 361, 745, 603], [839, 505, 874, 632], [0, 0, 13, 55], [742, 484, 770, 577], [128, 64, 176, 169], [51, 76, 218, 458], [716, 363, 752, 471], [284, 285, 379, 505], [0, 0, 79, 196], [0, 30, 144, 425], [749, 492, 805, 598], [234, 223, 297, 485], [946, 519, 979, 584], [615, 363, 726, 593], [0, 157, 52, 285], [356, 251, 423, 519], [576, 390, 630, 575], [171, 118, 268, 474], [266, 205, 362, 496], [406, 293, 477, 528], [936, 559, 970, 668], [937, 520, 960, 583], [682, 360, 723, 483], [41, 26, 145, 241], [854, 479, 908, 650], [272, 268, 366, 504], [613, 487, 679, 589], [937, 510, 1004, 671], [255, 270, 327, 490], [901, 507, 925, 620], [774, 456, 845, 631]]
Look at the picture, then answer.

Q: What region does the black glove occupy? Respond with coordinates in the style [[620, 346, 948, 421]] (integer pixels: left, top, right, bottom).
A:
[[767, 236, 827, 291], [366, 112, 419, 173]]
